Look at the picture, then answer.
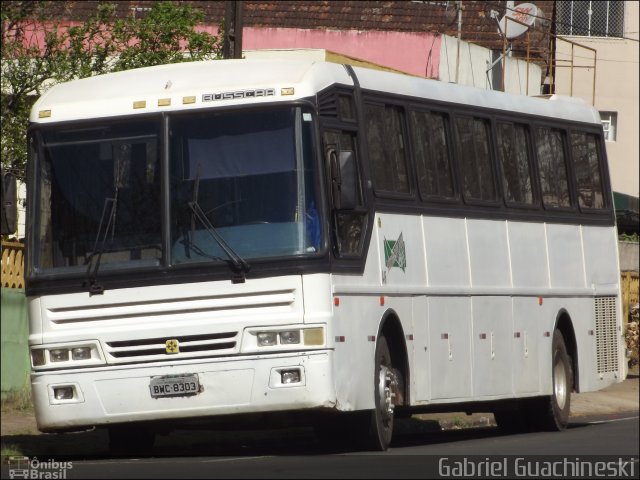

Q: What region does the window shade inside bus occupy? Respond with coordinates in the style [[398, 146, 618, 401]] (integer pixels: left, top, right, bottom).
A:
[[183, 110, 295, 180]]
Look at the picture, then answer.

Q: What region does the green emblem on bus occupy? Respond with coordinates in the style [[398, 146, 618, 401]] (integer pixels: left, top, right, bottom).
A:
[[384, 233, 406, 272]]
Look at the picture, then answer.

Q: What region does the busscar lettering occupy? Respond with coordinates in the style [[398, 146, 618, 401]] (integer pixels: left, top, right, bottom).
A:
[[202, 88, 276, 102]]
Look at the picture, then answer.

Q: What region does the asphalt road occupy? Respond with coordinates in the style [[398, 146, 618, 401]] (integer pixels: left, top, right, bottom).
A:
[[2, 413, 638, 479]]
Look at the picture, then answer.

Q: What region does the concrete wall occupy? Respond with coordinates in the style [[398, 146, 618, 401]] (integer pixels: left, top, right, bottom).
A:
[[438, 35, 542, 95], [619, 241, 640, 272], [554, 1, 639, 197], [241, 26, 442, 78]]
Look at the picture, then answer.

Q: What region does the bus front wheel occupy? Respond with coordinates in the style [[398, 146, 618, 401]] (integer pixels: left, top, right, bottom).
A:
[[367, 335, 398, 451]]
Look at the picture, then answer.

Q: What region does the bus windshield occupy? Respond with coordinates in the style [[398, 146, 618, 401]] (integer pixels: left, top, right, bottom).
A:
[[34, 120, 163, 276], [31, 106, 321, 279], [169, 107, 320, 265]]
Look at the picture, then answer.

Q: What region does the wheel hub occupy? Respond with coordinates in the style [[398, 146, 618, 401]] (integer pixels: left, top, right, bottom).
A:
[[378, 365, 398, 425]]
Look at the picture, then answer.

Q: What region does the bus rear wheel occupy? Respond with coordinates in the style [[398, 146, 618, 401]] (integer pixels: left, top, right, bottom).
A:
[[530, 330, 573, 431]]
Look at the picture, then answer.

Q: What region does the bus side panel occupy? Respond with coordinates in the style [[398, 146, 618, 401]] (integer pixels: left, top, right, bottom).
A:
[[411, 295, 430, 403], [467, 220, 511, 288], [376, 213, 427, 287], [581, 225, 621, 288], [329, 294, 377, 411], [580, 226, 624, 389], [428, 297, 472, 400], [423, 217, 470, 287], [512, 297, 541, 394], [471, 296, 512, 397], [507, 222, 549, 289], [546, 224, 586, 289]]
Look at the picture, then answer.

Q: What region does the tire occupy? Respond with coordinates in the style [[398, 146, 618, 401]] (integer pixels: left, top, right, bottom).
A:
[[108, 425, 156, 457], [366, 335, 398, 451], [530, 330, 573, 431]]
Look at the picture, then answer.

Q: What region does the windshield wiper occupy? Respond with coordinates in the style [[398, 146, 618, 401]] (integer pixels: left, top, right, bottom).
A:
[[188, 200, 251, 283], [83, 196, 117, 295]]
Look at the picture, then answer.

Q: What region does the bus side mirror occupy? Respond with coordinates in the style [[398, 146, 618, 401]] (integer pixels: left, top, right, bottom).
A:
[[1, 170, 17, 236], [329, 149, 357, 211]]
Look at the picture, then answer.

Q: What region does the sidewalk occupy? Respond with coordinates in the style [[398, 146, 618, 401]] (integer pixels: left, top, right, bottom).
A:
[[570, 372, 639, 417]]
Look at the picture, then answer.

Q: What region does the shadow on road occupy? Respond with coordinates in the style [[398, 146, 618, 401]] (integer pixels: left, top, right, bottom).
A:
[[1, 418, 506, 461], [3, 413, 632, 461]]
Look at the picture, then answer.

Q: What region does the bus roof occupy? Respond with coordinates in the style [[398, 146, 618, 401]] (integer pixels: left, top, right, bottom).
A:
[[30, 59, 600, 125]]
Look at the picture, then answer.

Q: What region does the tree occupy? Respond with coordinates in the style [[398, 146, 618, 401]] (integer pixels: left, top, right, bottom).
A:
[[1, 1, 222, 177]]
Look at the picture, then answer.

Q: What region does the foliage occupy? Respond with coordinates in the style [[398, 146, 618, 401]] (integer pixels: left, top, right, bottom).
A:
[[626, 305, 638, 367], [1, 1, 222, 177], [619, 233, 640, 243]]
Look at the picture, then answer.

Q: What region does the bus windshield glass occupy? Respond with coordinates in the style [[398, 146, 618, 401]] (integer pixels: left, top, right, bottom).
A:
[[169, 107, 320, 265], [34, 120, 163, 276], [31, 106, 321, 278]]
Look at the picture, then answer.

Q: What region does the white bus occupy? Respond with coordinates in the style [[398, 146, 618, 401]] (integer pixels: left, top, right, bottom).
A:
[[26, 59, 626, 452]]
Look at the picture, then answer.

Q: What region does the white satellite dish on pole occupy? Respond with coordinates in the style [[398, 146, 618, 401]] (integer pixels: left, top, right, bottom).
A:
[[498, 3, 538, 39]]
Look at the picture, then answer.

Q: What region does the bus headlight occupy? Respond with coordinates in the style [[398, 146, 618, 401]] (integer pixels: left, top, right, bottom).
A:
[[244, 326, 325, 352], [31, 349, 46, 367], [257, 332, 278, 347], [279, 331, 301, 345], [30, 341, 105, 369], [71, 347, 92, 360], [50, 349, 69, 363]]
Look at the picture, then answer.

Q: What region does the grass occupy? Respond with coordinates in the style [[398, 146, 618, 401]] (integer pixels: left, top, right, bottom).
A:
[[0, 443, 24, 460], [0, 386, 33, 413]]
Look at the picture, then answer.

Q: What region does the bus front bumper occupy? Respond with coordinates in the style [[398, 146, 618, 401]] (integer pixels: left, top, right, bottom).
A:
[[31, 351, 335, 432]]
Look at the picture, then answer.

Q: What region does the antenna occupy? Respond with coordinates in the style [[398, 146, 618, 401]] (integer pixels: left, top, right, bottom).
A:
[[498, 3, 539, 39]]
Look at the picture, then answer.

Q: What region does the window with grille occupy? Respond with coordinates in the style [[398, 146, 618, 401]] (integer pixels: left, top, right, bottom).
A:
[[410, 110, 455, 200], [535, 127, 571, 208], [496, 122, 535, 205], [365, 103, 411, 195], [571, 132, 605, 209], [455, 116, 496, 202], [600, 111, 617, 142], [556, 1, 625, 38]]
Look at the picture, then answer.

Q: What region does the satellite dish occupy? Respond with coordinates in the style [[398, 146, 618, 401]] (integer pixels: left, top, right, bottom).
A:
[[498, 3, 538, 39]]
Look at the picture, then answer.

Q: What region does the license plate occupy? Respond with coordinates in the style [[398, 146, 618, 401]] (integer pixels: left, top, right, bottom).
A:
[[149, 374, 200, 398]]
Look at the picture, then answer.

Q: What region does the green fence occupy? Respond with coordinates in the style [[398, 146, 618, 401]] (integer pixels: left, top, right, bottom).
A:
[[1, 288, 30, 394]]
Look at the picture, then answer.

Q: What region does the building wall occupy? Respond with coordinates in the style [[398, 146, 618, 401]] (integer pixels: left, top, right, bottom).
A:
[[238, 26, 442, 78], [554, 1, 639, 197], [438, 35, 542, 96], [223, 26, 543, 96]]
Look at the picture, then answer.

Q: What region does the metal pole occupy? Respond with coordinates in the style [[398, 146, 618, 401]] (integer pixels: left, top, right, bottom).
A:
[[234, 1, 243, 59], [501, 19, 507, 92], [526, 29, 530, 95], [223, 1, 243, 59], [592, 50, 597, 105], [455, 1, 462, 83], [570, 43, 574, 96]]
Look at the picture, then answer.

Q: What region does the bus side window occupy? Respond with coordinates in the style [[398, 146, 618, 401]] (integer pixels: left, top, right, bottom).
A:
[[410, 109, 455, 200], [571, 132, 605, 209], [455, 115, 496, 202], [535, 127, 571, 208], [365, 103, 410, 195], [323, 131, 367, 257], [496, 122, 535, 205]]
